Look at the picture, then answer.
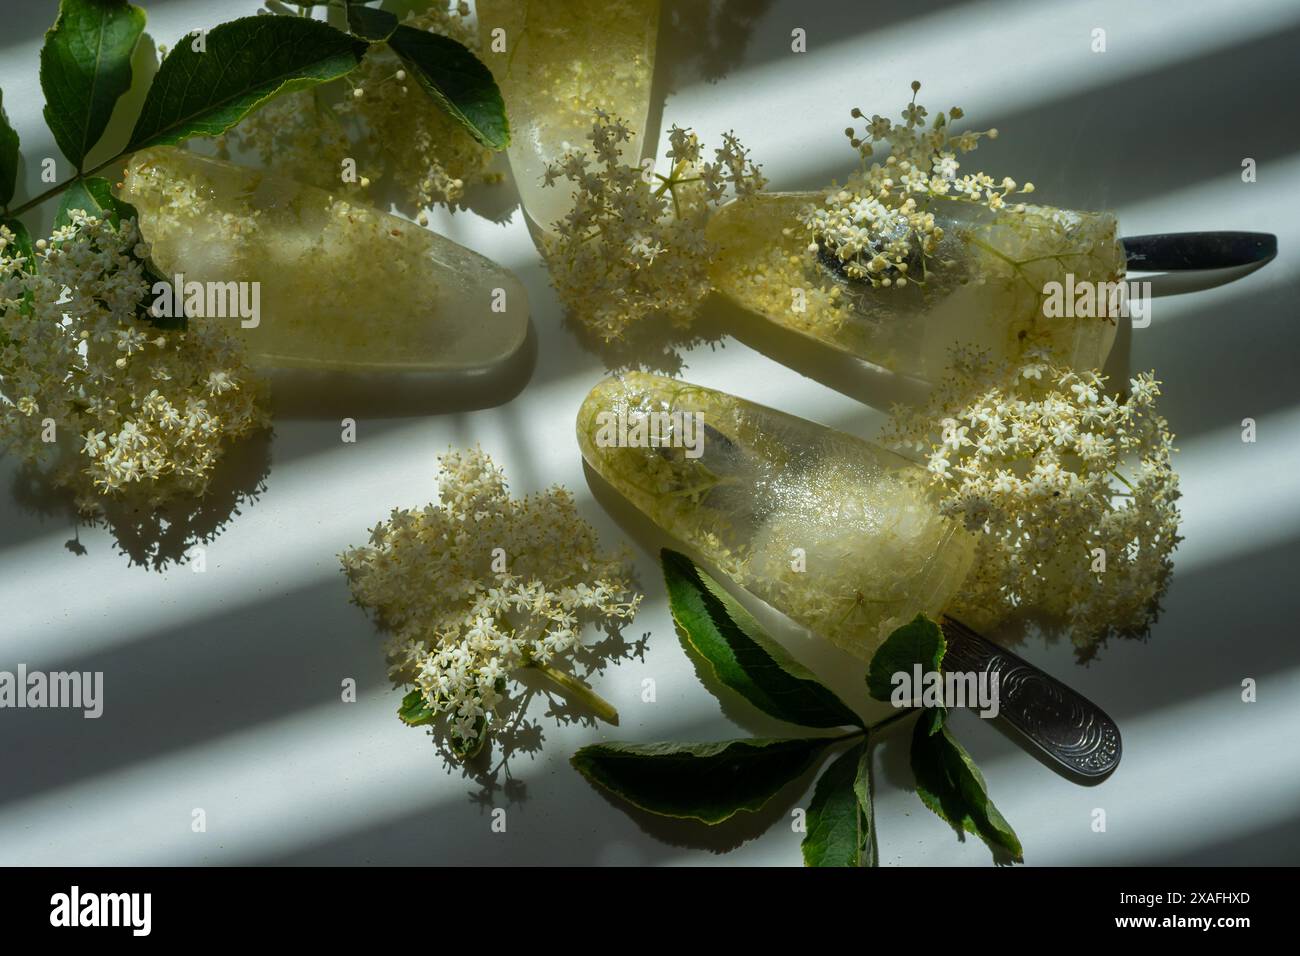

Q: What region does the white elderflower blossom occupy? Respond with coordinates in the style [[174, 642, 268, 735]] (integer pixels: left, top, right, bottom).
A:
[[883, 347, 1181, 651], [0, 215, 267, 513], [801, 81, 1033, 288], [339, 447, 642, 758], [542, 113, 766, 342]]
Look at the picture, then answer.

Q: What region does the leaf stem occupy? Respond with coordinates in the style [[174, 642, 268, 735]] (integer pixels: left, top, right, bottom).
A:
[[867, 707, 918, 735], [8, 153, 129, 219], [527, 660, 620, 725]]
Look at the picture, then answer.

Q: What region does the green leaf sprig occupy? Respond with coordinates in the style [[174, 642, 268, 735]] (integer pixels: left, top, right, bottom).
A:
[[1, 0, 508, 225], [571, 549, 1023, 866]]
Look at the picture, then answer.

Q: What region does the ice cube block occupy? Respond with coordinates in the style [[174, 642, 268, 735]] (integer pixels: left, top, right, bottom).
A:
[[120, 147, 528, 371], [577, 372, 975, 660], [477, 0, 659, 236], [707, 192, 1123, 381]]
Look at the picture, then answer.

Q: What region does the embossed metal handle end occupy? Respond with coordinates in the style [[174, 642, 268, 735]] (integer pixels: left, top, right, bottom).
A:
[[939, 616, 1122, 781]]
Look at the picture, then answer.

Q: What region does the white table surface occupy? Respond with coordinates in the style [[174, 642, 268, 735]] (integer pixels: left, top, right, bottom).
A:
[[1, 0, 1298, 866]]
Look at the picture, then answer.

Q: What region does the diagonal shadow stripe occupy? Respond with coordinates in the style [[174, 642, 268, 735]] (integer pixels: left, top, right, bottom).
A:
[[970, 23, 1300, 212]]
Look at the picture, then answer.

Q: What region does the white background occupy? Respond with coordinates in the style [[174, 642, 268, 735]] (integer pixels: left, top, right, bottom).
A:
[[1, 0, 1298, 865]]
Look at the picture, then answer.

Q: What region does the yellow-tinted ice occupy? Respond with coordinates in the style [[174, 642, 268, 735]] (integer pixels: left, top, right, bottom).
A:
[[120, 147, 528, 371], [577, 372, 975, 660], [477, 0, 659, 236], [708, 192, 1123, 381]]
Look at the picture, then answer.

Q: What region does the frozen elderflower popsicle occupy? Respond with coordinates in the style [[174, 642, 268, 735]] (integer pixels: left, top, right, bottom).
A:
[[707, 84, 1125, 382], [707, 194, 1122, 383], [577, 372, 975, 661], [119, 147, 528, 371], [477, 0, 659, 235]]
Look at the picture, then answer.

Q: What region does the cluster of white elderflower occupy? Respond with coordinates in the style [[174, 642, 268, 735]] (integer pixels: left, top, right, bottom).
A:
[[217, 2, 494, 210], [339, 447, 641, 757], [800, 81, 1033, 288], [0, 214, 267, 513], [884, 347, 1181, 649], [542, 113, 766, 342]]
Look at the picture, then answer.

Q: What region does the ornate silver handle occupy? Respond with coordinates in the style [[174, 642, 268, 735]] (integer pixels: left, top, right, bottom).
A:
[[940, 617, 1122, 781]]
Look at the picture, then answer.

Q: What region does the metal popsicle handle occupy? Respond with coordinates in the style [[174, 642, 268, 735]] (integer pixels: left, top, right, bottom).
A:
[[940, 616, 1122, 781], [1122, 231, 1276, 271]]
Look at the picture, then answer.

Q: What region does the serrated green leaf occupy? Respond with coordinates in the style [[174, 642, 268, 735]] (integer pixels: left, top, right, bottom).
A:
[[386, 24, 509, 150], [921, 701, 947, 735], [941, 730, 1021, 859], [126, 16, 367, 151], [802, 740, 873, 867], [662, 549, 862, 730], [0, 90, 19, 208], [54, 175, 134, 228], [572, 737, 834, 824], [867, 614, 947, 734], [910, 718, 1023, 862], [397, 688, 435, 726], [853, 743, 878, 866], [40, 0, 146, 170], [347, 4, 398, 42]]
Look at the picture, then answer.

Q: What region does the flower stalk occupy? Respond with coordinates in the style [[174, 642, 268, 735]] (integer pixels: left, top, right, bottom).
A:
[[527, 660, 620, 725]]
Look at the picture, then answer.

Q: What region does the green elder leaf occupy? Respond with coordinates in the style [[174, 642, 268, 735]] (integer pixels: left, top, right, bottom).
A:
[[347, 4, 398, 42], [853, 743, 878, 867], [911, 719, 1023, 863], [386, 24, 508, 150], [1, 90, 19, 208], [54, 175, 134, 229], [867, 613, 948, 733], [40, 0, 146, 169], [397, 688, 435, 726], [662, 549, 862, 730], [802, 740, 874, 867], [572, 737, 834, 825], [126, 16, 367, 150], [867, 613, 947, 703]]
